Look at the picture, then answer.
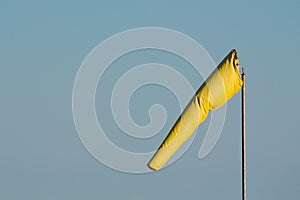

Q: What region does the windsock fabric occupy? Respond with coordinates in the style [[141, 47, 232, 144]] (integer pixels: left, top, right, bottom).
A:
[[148, 49, 243, 170]]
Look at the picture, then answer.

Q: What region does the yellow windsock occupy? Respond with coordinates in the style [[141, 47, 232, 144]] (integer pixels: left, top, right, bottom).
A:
[[148, 49, 243, 170]]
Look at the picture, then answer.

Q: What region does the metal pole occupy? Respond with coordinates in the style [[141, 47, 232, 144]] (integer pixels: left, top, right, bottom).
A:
[[241, 67, 246, 200]]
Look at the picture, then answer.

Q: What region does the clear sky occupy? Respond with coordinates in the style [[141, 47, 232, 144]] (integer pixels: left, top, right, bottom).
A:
[[1, 0, 300, 199]]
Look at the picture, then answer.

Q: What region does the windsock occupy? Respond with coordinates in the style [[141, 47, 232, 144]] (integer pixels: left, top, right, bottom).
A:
[[148, 49, 243, 170]]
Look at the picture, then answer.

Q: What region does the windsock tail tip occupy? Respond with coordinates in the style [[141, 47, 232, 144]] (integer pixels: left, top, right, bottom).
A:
[[147, 162, 160, 171]]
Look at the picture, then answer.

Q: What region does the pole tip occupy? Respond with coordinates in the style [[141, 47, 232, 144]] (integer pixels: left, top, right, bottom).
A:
[[242, 66, 245, 74]]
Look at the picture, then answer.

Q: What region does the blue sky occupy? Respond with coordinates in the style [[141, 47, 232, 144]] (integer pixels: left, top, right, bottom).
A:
[[1, 0, 300, 199]]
